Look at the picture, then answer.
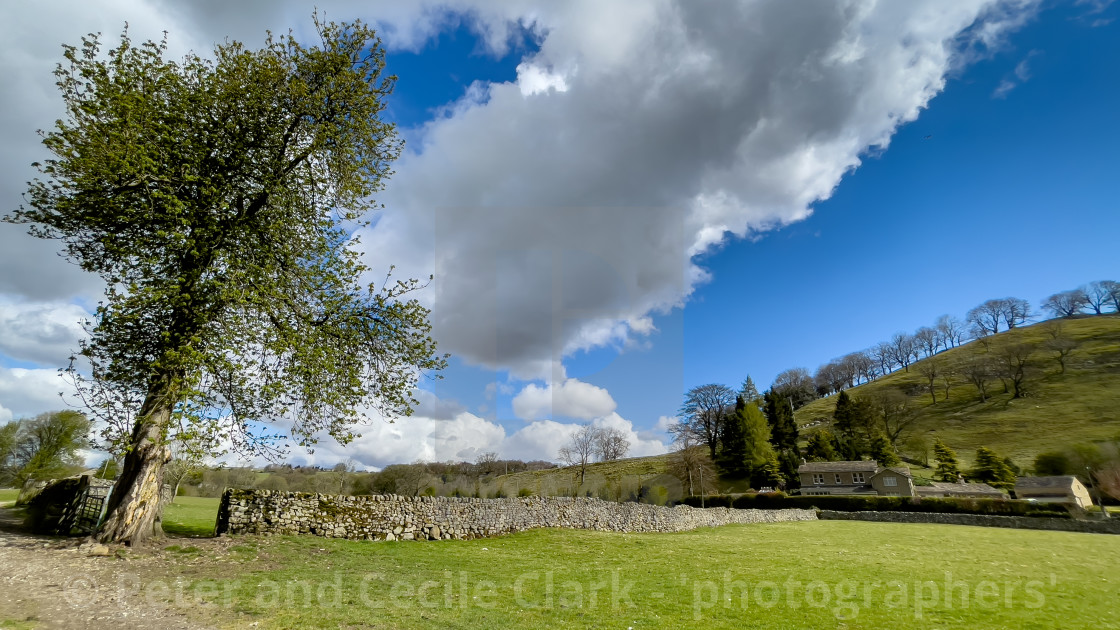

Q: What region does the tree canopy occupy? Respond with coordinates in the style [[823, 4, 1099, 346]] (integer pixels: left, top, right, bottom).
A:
[[7, 17, 445, 543]]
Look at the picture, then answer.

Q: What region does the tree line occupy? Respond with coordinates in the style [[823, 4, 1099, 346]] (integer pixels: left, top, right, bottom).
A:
[[767, 279, 1117, 406], [671, 379, 800, 490], [0, 411, 90, 488]]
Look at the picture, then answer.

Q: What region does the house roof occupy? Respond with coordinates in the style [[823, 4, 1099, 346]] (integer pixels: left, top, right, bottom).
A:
[[798, 460, 879, 473], [918, 481, 1004, 495], [870, 466, 912, 479], [1015, 476, 1082, 494]]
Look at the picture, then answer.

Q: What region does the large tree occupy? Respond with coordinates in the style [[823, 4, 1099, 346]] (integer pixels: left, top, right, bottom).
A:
[[0, 411, 91, 486], [762, 390, 799, 452], [1041, 289, 1089, 319], [6, 20, 446, 544], [717, 396, 774, 480], [675, 384, 736, 459], [932, 438, 961, 482]]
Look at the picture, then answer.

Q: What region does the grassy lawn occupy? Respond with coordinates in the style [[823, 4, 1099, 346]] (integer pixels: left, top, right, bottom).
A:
[[0, 488, 19, 507], [163, 495, 220, 537], [154, 517, 1120, 629]]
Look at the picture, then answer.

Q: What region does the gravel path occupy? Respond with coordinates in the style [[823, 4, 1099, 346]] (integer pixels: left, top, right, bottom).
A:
[[0, 508, 218, 630]]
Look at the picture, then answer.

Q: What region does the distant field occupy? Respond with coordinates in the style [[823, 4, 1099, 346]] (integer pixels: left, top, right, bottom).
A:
[[153, 520, 1119, 629], [0, 488, 18, 507], [163, 495, 219, 537], [795, 315, 1120, 467]]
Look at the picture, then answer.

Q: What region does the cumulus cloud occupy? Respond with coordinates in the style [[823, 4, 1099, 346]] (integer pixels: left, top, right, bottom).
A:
[[511, 377, 617, 421], [0, 1, 1040, 458], [237, 392, 662, 469], [0, 299, 89, 367], [0, 367, 69, 423]]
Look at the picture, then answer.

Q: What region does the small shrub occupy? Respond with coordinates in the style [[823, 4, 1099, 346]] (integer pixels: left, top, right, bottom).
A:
[[518, 488, 534, 497]]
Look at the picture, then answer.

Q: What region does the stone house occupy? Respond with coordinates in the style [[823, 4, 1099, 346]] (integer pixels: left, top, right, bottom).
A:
[[798, 461, 915, 497], [915, 480, 1008, 499], [1014, 476, 1094, 508]]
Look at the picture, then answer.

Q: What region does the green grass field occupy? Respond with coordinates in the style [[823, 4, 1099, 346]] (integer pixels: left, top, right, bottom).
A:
[[155, 504, 1120, 630], [0, 488, 19, 507], [163, 495, 219, 537], [795, 315, 1120, 467]]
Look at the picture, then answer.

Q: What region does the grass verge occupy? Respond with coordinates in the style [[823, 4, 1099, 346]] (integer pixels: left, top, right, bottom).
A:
[[162, 495, 219, 537], [154, 520, 1120, 629]]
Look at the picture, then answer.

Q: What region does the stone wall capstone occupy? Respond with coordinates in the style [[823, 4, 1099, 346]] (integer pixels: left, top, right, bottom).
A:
[[215, 489, 818, 541], [819, 510, 1120, 534]]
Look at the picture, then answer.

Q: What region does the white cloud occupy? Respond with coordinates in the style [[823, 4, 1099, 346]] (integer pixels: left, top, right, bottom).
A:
[[236, 396, 664, 469], [516, 62, 570, 96], [0, 298, 90, 367], [0, 367, 69, 421], [0, 1, 1039, 461], [512, 377, 617, 421]]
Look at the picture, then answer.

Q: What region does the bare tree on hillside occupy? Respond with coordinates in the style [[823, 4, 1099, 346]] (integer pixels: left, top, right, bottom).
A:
[[771, 368, 816, 408], [870, 390, 918, 446], [996, 343, 1037, 398], [870, 342, 896, 376], [940, 366, 956, 401], [1003, 297, 1032, 329], [914, 327, 941, 358], [559, 425, 600, 485], [668, 434, 717, 498], [595, 428, 630, 461], [936, 314, 968, 348], [676, 384, 736, 459], [967, 300, 1005, 336], [1042, 289, 1089, 319], [476, 452, 500, 476], [889, 332, 917, 372], [915, 358, 940, 404], [1084, 281, 1117, 315], [844, 351, 875, 385], [1042, 321, 1077, 374], [1102, 280, 1120, 312], [962, 355, 997, 402]]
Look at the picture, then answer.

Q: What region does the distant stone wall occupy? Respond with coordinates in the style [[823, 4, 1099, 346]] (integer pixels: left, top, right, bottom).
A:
[[819, 510, 1120, 535], [216, 489, 818, 541]]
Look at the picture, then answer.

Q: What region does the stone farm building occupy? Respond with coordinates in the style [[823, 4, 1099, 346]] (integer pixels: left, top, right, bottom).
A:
[[1014, 476, 1094, 508], [915, 480, 1007, 499], [797, 461, 915, 497]]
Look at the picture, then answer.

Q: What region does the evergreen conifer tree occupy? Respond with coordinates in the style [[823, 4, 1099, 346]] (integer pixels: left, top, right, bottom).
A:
[[806, 430, 839, 462], [763, 391, 799, 451], [869, 431, 901, 467], [932, 438, 961, 482], [972, 447, 1017, 491]]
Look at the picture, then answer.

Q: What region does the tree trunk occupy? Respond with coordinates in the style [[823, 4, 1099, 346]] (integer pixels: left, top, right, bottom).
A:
[[98, 395, 173, 545]]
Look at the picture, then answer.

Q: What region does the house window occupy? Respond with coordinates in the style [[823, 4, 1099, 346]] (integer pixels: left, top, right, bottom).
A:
[[884, 477, 897, 487], [835, 474, 842, 484], [812, 474, 824, 485], [853, 472, 865, 483]]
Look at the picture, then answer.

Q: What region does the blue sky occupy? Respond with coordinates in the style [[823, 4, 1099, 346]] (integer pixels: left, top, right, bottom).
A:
[[0, 1, 1116, 468], [386, 2, 1120, 449]]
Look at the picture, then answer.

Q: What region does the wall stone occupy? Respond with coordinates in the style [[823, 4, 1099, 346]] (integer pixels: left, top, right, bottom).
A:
[[215, 489, 818, 541], [819, 510, 1120, 535]]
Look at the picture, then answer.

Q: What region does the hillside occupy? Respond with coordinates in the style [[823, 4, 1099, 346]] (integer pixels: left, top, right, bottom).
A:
[[794, 315, 1120, 468], [491, 452, 679, 499]]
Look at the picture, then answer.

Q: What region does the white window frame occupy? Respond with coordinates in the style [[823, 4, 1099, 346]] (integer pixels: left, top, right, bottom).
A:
[[835, 474, 842, 484], [853, 472, 865, 483], [884, 476, 898, 487], [812, 474, 824, 485]]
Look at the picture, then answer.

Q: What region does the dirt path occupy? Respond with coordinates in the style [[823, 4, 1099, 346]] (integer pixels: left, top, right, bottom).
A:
[[0, 508, 221, 630]]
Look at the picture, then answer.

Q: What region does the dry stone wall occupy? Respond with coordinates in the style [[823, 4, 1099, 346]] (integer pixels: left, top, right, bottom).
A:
[[215, 489, 818, 541]]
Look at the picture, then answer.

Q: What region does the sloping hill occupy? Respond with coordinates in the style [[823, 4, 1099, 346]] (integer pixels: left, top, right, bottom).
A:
[[491, 453, 676, 498], [794, 315, 1120, 468]]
